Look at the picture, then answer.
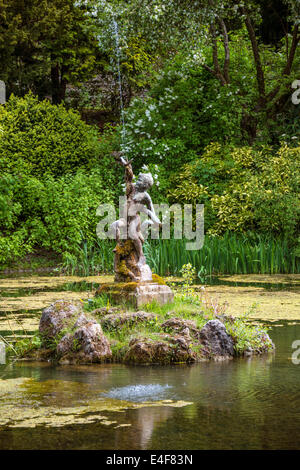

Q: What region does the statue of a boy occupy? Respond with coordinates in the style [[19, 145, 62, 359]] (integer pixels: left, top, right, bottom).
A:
[[110, 152, 161, 282]]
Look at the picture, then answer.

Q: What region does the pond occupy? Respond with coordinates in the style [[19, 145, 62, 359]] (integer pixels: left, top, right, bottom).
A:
[[0, 322, 299, 449], [0, 274, 299, 449]]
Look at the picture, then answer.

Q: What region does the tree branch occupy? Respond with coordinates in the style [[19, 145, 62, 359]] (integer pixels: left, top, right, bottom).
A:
[[266, 24, 299, 103], [217, 17, 230, 84], [283, 24, 299, 75], [242, 7, 265, 104], [209, 23, 226, 86], [201, 62, 220, 78]]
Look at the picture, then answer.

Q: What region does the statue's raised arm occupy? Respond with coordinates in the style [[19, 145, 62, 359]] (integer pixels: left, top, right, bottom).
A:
[[112, 151, 134, 198]]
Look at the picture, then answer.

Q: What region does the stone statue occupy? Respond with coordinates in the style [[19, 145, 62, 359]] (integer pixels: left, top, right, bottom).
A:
[[95, 152, 174, 306], [110, 152, 161, 282]]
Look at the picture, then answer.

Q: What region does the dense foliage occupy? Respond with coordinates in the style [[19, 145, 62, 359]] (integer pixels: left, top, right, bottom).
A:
[[0, 94, 121, 266], [0, 0, 101, 102], [0, 169, 117, 265], [0, 94, 114, 177], [122, 55, 243, 170], [0, 0, 299, 273], [168, 142, 300, 240]]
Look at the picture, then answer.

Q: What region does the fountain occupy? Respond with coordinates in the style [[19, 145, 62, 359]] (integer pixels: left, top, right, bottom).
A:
[[95, 152, 174, 306], [5, 15, 275, 371], [95, 21, 174, 307]]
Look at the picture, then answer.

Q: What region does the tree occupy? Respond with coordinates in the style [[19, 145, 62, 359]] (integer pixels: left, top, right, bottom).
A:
[[93, 0, 300, 143], [199, 1, 300, 142], [0, 0, 102, 103]]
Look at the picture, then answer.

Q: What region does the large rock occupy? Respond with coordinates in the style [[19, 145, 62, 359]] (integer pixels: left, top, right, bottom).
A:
[[57, 315, 112, 364], [39, 301, 112, 363], [199, 320, 234, 358], [124, 334, 197, 364], [161, 318, 198, 335], [161, 317, 235, 360], [243, 331, 275, 356], [39, 300, 82, 339], [91, 306, 122, 317]]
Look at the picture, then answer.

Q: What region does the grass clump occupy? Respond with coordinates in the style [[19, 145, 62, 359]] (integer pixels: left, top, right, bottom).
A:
[[5, 333, 43, 357]]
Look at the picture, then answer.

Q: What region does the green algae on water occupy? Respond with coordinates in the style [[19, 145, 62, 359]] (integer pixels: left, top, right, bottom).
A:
[[0, 377, 193, 429]]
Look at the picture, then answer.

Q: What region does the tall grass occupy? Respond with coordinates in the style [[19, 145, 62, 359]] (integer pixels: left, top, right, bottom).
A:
[[61, 234, 299, 276], [61, 239, 114, 276], [146, 234, 299, 276]]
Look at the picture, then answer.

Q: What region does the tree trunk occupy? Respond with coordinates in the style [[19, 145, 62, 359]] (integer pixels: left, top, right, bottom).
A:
[[241, 111, 258, 144], [51, 63, 60, 104], [51, 62, 67, 104]]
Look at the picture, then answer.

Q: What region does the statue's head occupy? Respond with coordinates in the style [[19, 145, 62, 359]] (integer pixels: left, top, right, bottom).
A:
[[135, 173, 153, 191]]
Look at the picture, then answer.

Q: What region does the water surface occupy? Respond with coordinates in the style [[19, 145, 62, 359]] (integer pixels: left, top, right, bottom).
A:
[[0, 323, 299, 450], [0, 274, 299, 449]]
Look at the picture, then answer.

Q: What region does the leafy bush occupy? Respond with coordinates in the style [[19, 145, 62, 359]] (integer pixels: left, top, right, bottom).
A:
[[0, 169, 117, 266], [122, 53, 244, 170], [0, 174, 21, 230], [0, 93, 103, 177], [0, 93, 124, 267], [168, 142, 300, 240]]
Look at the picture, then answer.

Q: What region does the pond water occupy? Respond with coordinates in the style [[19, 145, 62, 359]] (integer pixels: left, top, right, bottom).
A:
[[0, 274, 299, 449], [0, 322, 300, 450]]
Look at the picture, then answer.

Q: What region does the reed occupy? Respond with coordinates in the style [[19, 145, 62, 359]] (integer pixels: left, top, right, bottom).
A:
[[144, 234, 299, 276], [61, 234, 299, 276], [61, 239, 114, 276]]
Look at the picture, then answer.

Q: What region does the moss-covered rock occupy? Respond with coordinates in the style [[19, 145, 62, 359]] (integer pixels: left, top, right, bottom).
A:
[[101, 311, 157, 330], [152, 273, 167, 285], [39, 302, 112, 364], [56, 317, 112, 364], [39, 300, 83, 340], [124, 335, 197, 364]]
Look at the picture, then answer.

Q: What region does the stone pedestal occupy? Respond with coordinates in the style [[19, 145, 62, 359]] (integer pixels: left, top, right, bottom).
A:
[[95, 280, 174, 308]]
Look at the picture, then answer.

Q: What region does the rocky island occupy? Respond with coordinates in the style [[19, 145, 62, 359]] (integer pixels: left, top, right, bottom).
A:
[[21, 294, 274, 365]]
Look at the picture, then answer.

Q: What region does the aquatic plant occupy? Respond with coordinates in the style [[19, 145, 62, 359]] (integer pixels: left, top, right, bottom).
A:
[[61, 239, 114, 276], [60, 234, 299, 277], [13, 334, 43, 357], [145, 234, 299, 276]]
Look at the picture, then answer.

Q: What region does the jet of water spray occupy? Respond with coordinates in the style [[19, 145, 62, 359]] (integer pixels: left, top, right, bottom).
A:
[[112, 19, 127, 152]]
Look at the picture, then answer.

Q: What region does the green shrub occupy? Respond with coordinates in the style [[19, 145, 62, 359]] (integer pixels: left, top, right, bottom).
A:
[[122, 53, 243, 170], [0, 174, 21, 230], [168, 143, 300, 240], [0, 94, 123, 267], [0, 168, 117, 266], [0, 93, 103, 177]]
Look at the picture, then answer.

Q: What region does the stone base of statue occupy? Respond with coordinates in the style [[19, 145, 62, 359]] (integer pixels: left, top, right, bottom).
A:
[[113, 239, 154, 283], [95, 278, 174, 308]]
